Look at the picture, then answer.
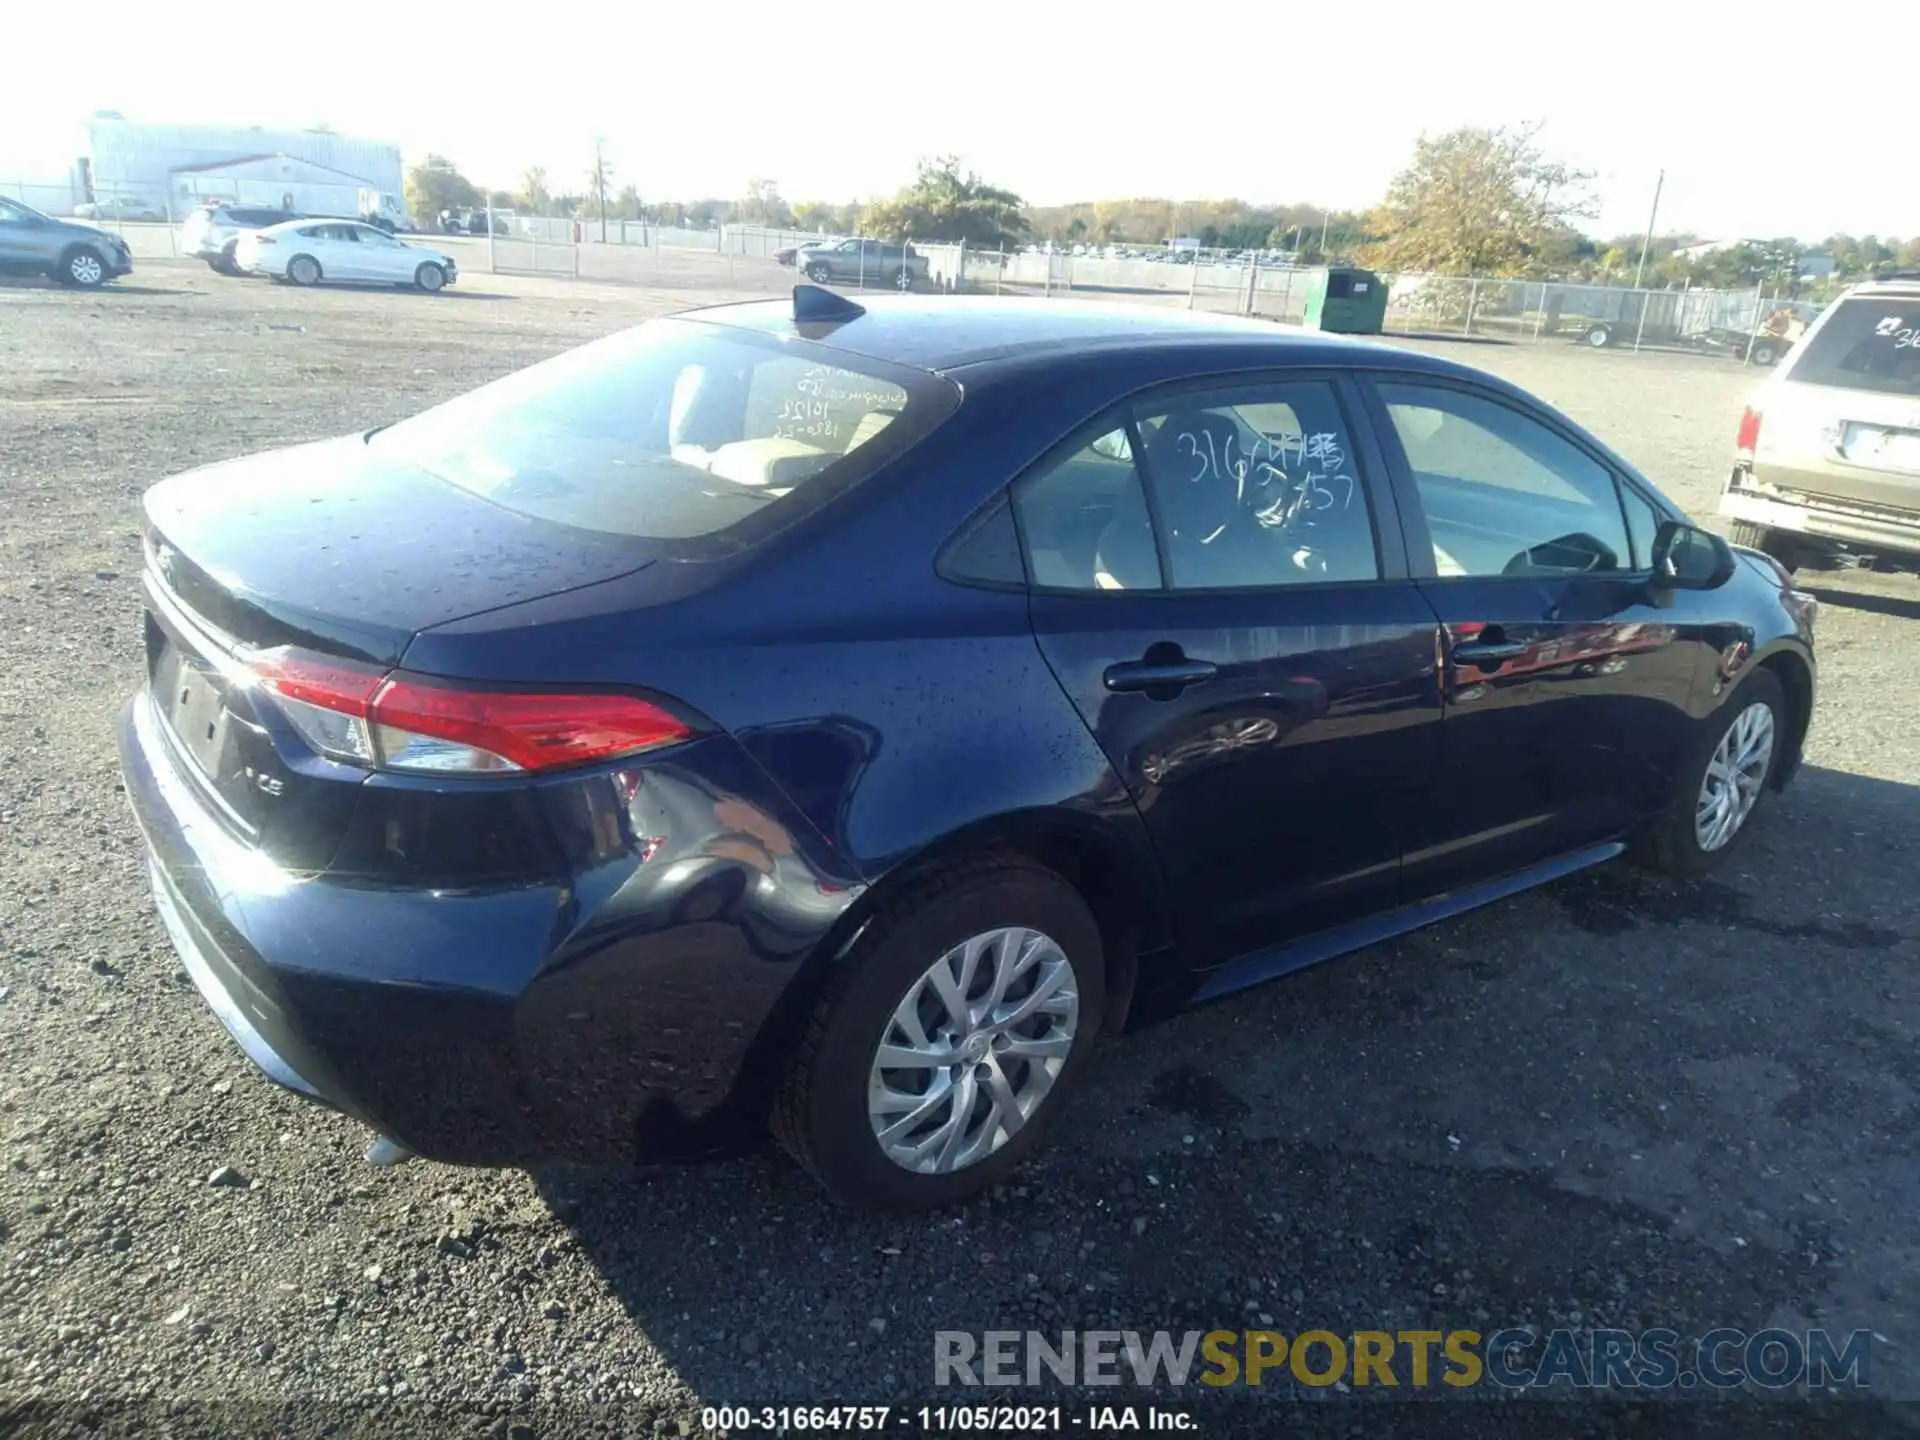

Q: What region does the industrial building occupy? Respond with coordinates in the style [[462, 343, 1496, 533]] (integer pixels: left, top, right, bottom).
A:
[[39, 115, 406, 222]]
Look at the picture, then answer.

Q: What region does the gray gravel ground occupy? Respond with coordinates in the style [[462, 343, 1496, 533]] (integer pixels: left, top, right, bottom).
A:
[[3, 259, 1918, 1437]]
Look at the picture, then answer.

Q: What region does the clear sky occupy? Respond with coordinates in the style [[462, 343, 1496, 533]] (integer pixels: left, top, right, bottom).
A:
[[5, 0, 1915, 241]]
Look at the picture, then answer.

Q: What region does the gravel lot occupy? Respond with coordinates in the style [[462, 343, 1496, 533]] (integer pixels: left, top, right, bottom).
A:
[[3, 259, 1917, 1436]]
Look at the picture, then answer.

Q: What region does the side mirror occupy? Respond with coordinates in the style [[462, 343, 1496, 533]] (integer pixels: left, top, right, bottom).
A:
[[1652, 520, 1736, 591]]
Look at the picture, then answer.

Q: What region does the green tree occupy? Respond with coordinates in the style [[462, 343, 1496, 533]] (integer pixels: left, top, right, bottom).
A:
[[519, 166, 551, 215], [1361, 124, 1594, 277], [405, 154, 481, 224], [861, 157, 1028, 247], [612, 184, 644, 221]]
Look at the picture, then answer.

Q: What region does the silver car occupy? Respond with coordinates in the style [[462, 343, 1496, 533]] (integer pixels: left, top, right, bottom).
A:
[[0, 195, 134, 287], [1720, 276, 1920, 569]]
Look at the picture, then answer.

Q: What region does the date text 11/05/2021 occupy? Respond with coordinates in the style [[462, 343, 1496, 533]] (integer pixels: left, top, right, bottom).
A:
[[701, 1406, 1193, 1433]]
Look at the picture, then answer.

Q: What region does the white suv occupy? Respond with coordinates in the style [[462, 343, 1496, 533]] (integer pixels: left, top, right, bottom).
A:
[[1720, 276, 1920, 570], [181, 204, 300, 276]]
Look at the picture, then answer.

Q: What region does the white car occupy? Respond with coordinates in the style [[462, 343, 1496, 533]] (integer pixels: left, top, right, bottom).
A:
[[233, 219, 459, 292]]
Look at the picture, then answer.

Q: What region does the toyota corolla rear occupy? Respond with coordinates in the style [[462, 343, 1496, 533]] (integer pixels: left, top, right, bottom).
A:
[[118, 316, 953, 1165]]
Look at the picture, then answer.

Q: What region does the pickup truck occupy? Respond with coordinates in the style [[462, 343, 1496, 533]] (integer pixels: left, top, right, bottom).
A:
[[796, 238, 928, 289]]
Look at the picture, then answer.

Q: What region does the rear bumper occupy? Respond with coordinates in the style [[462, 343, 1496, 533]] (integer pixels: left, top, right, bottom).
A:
[[1720, 468, 1920, 558], [118, 691, 863, 1166]]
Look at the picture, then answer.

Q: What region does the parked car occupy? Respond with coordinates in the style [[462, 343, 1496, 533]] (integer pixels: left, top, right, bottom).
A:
[[1719, 275, 1920, 570], [233, 219, 458, 291], [181, 203, 300, 275], [797, 237, 928, 289], [0, 195, 134, 287], [73, 198, 164, 222], [119, 291, 1816, 1211]]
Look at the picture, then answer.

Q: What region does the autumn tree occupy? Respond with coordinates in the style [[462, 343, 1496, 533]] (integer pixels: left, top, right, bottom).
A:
[[738, 178, 793, 228], [861, 157, 1028, 248], [587, 139, 613, 240], [519, 166, 552, 215], [1361, 124, 1594, 277]]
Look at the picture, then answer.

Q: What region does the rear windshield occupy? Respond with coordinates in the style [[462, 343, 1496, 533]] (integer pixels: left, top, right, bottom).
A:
[[1787, 295, 1920, 397], [368, 319, 957, 547]]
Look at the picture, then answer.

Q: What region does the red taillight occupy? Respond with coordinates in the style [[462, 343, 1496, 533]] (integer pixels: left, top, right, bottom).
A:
[[1736, 406, 1762, 461], [249, 648, 692, 775]]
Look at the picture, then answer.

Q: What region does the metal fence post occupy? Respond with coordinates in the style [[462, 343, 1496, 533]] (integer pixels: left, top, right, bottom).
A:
[[1631, 288, 1650, 353], [996, 244, 1003, 296], [1187, 256, 1198, 310], [1463, 278, 1479, 335], [1280, 267, 1293, 322], [487, 201, 497, 274], [1244, 257, 1259, 316], [1532, 282, 1546, 342]]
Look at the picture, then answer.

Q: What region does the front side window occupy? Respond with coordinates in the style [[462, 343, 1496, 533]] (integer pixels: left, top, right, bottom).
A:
[[368, 318, 955, 545], [1378, 382, 1632, 578], [0, 196, 38, 223], [1132, 382, 1380, 589]]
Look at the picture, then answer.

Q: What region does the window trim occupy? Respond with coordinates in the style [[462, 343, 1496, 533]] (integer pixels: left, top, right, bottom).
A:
[[1358, 370, 1676, 585], [1003, 369, 1411, 599]]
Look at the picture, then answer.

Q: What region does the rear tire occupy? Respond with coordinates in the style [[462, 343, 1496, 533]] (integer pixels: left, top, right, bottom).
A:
[[773, 857, 1105, 1211], [1725, 520, 1804, 574], [1584, 323, 1612, 348], [1630, 668, 1786, 879], [414, 262, 446, 293], [1750, 339, 1780, 366], [286, 254, 322, 286]]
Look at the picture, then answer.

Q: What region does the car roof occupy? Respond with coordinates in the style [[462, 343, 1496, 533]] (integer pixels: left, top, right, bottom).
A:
[[689, 294, 1483, 379], [1844, 275, 1920, 298]]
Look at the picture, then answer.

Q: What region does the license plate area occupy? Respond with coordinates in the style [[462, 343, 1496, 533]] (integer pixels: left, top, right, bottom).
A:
[[151, 638, 233, 782], [1839, 422, 1920, 476]]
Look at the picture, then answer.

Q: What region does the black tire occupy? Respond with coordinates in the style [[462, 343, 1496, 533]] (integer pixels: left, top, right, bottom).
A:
[[57, 246, 109, 288], [805, 262, 833, 284], [773, 856, 1106, 1210], [414, 262, 446, 293], [1630, 667, 1786, 879], [1725, 520, 1804, 574], [1750, 340, 1780, 366], [286, 254, 322, 286]]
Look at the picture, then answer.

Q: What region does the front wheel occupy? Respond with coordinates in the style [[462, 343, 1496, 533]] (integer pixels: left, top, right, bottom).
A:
[[805, 262, 833, 284], [59, 247, 108, 287], [414, 262, 446, 293], [773, 857, 1105, 1210], [1631, 668, 1786, 878]]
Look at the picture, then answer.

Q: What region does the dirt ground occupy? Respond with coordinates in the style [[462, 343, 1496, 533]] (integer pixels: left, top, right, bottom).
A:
[[3, 257, 1917, 1435]]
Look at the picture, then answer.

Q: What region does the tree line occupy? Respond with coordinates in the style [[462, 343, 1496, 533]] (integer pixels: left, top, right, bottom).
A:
[[406, 131, 1920, 293]]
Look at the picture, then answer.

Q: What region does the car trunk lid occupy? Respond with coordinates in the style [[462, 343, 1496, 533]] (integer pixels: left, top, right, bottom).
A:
[[140, 435, 658, 851]]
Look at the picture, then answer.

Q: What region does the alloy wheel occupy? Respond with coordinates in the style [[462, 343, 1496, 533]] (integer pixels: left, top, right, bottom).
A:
[[867, 926, 1079, 1174], [70, 252, 104, 285], [1695, 701, 1775, 851]]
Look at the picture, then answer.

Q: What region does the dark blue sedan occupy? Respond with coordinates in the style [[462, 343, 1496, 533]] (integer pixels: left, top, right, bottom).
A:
[[119, 289, 1817, 1209]]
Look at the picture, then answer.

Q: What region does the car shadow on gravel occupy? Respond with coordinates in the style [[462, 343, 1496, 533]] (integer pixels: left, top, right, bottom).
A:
[[0, 280, 195, 296]]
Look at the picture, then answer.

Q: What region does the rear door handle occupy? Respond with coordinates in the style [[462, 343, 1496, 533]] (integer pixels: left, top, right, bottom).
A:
[[1452, 640, 1528, 668], [1103, 659, 1218, 694]]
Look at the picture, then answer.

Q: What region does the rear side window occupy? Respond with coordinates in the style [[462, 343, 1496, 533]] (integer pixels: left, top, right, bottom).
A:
[[368, 319, 957, 548], [1787, 295, 1920, 396]]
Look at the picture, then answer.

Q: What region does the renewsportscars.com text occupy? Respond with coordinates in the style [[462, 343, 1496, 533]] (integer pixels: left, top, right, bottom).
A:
[[934, 1328, 1872, 1391]]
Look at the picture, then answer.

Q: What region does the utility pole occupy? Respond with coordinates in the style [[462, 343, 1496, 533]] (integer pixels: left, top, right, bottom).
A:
[[1318, 207, 1332, 261], [1633, 169, 1665, 291], [592, 136, 610, 244]]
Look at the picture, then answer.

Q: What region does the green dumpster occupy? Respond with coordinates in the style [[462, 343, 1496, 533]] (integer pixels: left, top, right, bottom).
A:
[[1302, 266, 1389, 334]]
